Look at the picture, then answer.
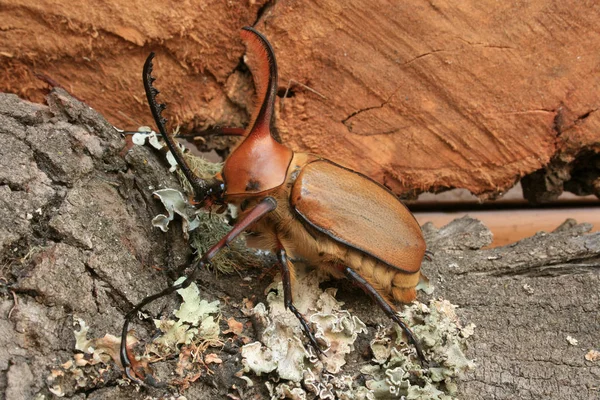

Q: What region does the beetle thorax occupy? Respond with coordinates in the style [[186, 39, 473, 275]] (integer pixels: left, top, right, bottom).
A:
[[222, 130, 293, 196]]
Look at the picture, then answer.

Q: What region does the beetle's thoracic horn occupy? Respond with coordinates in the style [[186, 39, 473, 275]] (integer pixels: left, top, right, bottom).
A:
[[218, 27, 293, 195], [240, 26, 278, 139]]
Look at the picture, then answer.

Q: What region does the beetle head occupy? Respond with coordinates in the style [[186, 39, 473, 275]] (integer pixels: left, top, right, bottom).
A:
[[141, 28, 291, 210], [221, 27, 293, 197], [191, 177, 226, 209]]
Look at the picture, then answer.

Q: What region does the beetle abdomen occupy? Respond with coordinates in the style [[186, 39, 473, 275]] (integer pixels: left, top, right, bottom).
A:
[[270, 210, 420, 304], [302, 239, 421, 303], [339, 247, 421, 303], [290, 159, 426, 274], [249, 201, 421, 304]]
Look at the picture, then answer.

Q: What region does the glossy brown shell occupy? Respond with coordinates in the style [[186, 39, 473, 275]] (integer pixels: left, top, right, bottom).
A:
[[290, 160, 425, 273]]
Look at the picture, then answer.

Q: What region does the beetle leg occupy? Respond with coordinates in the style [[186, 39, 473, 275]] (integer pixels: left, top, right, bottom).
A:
[[343, 267, 426, 363], [277, 248, 325, 357], [120, 196, 278, 385], [120, 270, 199, 385]]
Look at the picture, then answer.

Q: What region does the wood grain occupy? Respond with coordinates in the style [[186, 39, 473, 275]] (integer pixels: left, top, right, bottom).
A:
[[1, 0, 599, 199]]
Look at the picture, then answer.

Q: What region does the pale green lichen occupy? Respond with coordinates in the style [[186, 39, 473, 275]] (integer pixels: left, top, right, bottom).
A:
[[152, 188, 201, 234], [173, 277, 220, 325], [241, 269, 475, 399], [241, 267, 368, 386], [48, 280, 221, 393], [360, 300, 476, 399], [147, 278, 220, 356]]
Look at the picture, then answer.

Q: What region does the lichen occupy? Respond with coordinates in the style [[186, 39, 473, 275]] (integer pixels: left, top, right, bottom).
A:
[[151, 188, 201, 234], [148, 277, 221, 356], [240, 269, 475, 399], [361, 300, 476, 399], [241, 267, 368, 388], [48, 280, 221, 393]]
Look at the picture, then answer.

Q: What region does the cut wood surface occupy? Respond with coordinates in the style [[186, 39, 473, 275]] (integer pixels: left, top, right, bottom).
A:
[[0, 90, 599, 399], [1, 1, 599, 199], [415, 207, 600, 247]]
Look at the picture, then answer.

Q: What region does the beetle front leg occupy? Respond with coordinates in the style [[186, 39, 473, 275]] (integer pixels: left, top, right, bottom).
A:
[[120, 267, 203, 385], [120, 197, 278, 385], [343, 267, 426, 363], [277, 248, 325, 357]]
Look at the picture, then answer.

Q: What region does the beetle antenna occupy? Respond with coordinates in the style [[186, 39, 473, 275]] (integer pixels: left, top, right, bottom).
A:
[[142, 53, 210, 198]]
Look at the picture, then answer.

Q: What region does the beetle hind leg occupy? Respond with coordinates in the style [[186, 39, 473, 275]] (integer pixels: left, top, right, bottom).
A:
[[277, 248, 325, 357], [343, 266, 426, 363]]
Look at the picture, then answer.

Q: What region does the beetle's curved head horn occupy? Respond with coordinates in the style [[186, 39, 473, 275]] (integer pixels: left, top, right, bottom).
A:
[[221, 27, 293, 196], [142, 53, 225, 207]]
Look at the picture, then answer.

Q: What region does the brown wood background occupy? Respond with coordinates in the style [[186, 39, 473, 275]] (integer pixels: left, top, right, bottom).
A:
[[1, 1, 600, 199]]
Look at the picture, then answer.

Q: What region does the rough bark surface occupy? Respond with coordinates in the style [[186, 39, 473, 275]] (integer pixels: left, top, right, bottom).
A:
[[0, 91, 599, 399], [2, 1, 600, 199]]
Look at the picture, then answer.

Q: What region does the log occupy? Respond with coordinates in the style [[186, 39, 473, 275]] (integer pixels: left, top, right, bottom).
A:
[[0, 90, 598, 399], [1, 1, 599, 199]]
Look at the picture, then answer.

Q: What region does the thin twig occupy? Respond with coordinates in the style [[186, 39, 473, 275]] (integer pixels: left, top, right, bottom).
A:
[[280, 79, 327, 112], [8, 291, 18, 319]]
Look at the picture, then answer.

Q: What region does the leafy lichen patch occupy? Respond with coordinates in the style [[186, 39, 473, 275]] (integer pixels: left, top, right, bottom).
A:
[[240, 268, 475, 399], [47, 280, 222, 394]]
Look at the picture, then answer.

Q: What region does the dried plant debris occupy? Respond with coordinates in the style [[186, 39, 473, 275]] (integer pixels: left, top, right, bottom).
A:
[[127, 126, 221, 180], [240, 268, 475, 399], [47, 281, 221, 394], [585, 349, 600, 362], [180, 151, 222, 181], [188, 210, 265, 274], [46, 319, 138, 396]]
